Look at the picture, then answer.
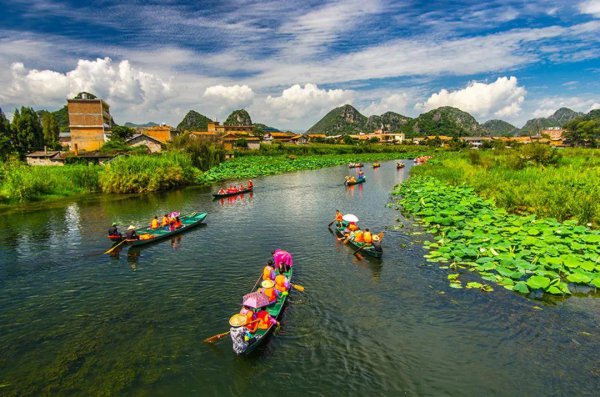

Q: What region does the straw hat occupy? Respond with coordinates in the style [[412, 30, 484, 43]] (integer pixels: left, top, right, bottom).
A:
[[229, 313, 247, 327], [112, 222, 117, 226], [373, 235, 380, 242], [261, 280, 275, 289], [127, 225, 136, 230]]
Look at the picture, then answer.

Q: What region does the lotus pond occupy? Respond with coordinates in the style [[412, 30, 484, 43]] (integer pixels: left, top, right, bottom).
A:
[[393, 176, 600, 297]]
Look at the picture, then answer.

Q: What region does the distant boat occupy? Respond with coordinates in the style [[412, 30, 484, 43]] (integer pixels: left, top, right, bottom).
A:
[[396, 162, 405, 169]]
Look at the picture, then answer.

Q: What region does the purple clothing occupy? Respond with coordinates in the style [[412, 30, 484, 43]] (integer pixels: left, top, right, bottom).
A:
[[273, 249, 293, 268]]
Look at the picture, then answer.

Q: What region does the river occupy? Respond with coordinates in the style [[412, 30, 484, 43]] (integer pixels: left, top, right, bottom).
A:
[[0, 160, 599, 396]]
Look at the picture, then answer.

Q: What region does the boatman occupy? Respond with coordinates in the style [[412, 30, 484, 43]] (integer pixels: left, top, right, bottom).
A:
[[272, 249, 293, 273], [335, 209, 344, 227], [125, 225, 140, 241], [229, 314, 251, 355], [108, 223, 122, 240]]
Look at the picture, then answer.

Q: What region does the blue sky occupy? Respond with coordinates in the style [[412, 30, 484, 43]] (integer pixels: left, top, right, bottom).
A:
[[0, 0, 599, 130]]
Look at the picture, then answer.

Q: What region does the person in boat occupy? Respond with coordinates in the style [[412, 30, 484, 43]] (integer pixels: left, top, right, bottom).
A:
[[358, 170, 365, 179], [348, 222, 358, 232], [274, 268, 290, 294], [161, 214, 170, 228], [150, 216, 159, 229], [247, 180, 253, 189], [239, 306, 259, 333], [272, 249, 293, 273], [362, 228, 373, 245], [259, 279, 280, 303], [229, 314, 256, 354], [125, 225, 140, 241], [169, 218, 176, 232], [174, 216, 182, 228], [108, 223, 122, 240], [372, 233, 383, 252], [262, 260, 276, 281], [256, 309, 278, 330], [353, 229, 365, 243], [335, 210, 343, 227]]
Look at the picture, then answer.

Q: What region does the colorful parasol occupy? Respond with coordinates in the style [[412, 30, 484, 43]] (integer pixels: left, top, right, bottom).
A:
[[242, 291, 270, 308], [342, 214, 359, 223]]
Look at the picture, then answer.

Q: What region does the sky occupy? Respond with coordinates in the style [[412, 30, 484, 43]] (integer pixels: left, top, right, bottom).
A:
[[0, 0, 599, 131]]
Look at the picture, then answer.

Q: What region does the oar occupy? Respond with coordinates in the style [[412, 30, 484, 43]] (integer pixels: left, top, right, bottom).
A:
[[327, 219, 336, 228], [353, 245, 366, 260], [104, 239, 126, 254], [203, 319, 260, 344], [290, 283, 305, 292], [251, 274, 262, 291]]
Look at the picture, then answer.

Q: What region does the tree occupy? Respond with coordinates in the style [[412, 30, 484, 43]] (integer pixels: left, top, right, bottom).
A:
[[564, 118, 600, 147], [11, 107, 43, 155], [343, 134, 355, 145], [0, 107, 13, 159], [40, 111, 60, 148], [110, 125, 135, 141], [252, 124, 265, 140], [235, 138, 248, 148]]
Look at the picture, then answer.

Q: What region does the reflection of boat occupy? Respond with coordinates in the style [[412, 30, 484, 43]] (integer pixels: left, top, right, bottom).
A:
[[396, 162, 405, 169], [334, 225, 383, 258], [345, 177, 366, 186], [236, 266, 293, 355], [122, 212, 207, 247], [219, 192, 253, 206], [213, 187, 253, 198], [372, 163, 380, 168]]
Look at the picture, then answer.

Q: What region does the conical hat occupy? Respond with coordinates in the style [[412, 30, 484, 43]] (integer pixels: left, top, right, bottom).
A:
[[229, 313, 247, 327], [261, 279, 275, 289]]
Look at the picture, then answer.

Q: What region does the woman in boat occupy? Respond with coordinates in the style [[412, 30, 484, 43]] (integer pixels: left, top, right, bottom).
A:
[[335, 210, 344, 227], [272, 249, 293, 273], [255, 309, 277, 330], [229, 314, 255, 354], [151, 216, 159, 229], [174, 216, 183, 228], [108, 223, 122, 240], [125, 225, 140, 241], [353, 229, 365, 243], [161, 214, 170, 228], [247, 179, 253, 189], [348, 222, 358, 232], [259, 279, 280, 303], [274, 268, 290, 294], [262, 260, 276, 281], [363, 228, 372, 245], [372, 233, 383, 252], [239, 306, 259, 333], [358, 170, 365, 179]]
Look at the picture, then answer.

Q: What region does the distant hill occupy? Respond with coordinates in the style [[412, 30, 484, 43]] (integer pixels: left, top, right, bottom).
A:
[[177, 110, 212, 131], [306, 104, 368, 135], [521, 107, 583, 134], [482, 119, 518, 135], [224, 109, 252, 126], [405, 106, 482, 137], [124, 121, 159, 128], [366, 111, 412, 132], [253, 123, 280, 132]]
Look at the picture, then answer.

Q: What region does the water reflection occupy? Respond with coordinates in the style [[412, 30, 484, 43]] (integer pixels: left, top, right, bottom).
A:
[[217, 192, 254, 207]]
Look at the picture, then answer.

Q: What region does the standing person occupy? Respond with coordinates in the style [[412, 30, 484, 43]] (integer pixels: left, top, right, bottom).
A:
[[248, 179, 254, 189], [125, 225, 139, 241], [272, 249, 293, 273], [229, 314, 253, 355], [335, 210, 343, 227], [108, 223, 121, 240]]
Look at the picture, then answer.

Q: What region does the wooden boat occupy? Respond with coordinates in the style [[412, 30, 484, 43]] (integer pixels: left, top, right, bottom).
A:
[[344, 177, 366, 186], [334, 225, 383, 258], [396, 162, 405, 169], [120, 212, 207, 247], [236, 267, 293, 355], [348, 163, 364, 168], [372, 163, 381, 168], [212, 187, 253, 198]]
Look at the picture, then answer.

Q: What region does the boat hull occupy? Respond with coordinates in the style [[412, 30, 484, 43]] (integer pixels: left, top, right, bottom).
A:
[[212, 188, 253, 199], [344, 178, 365, 186], [334, 226, 382, 258], [124, 212, 207, 247]]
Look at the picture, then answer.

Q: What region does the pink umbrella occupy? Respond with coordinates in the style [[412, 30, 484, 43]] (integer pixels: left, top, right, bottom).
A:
[[242, 291, 270, 309]]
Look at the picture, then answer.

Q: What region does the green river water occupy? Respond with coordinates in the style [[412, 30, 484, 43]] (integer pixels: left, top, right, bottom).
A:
[[0, 161, 599, 396]]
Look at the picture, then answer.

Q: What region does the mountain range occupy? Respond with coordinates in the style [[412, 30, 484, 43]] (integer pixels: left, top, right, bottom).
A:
[[305, 104, 585, 136]]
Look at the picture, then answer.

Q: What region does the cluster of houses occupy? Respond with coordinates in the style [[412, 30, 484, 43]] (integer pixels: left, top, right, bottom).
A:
[[25, 94, 568, 166], [411, 127, 567, 148]]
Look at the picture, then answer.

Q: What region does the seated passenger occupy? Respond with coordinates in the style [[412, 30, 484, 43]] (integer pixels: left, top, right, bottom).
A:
[[256, 309, 277, 330], [353, 229, 365, 243], [262, 260, 276, 281], [274, 269, 290, 293], [259, 279, 279, 303], [161, 214, 170, 227], [125, 225, 140, 240], [363, 228, 373, 245], [151, 216, 159, 229], [174, 217, 183, 228]]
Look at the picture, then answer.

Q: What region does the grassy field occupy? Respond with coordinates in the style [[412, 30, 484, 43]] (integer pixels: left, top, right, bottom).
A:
[[412, 146, 600, 227]]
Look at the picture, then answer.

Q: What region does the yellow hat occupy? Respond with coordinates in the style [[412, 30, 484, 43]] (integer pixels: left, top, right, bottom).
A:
[[373, 235, 380, 242], [229, 313, 247, 327], [261, 280, 275, 289], [127, 225, 136, 230]]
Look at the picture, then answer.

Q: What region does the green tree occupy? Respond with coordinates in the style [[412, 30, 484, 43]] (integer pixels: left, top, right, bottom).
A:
[[11, 107, 43, 155], [40, 111, 60, 148], [564, 118, 600, 147], [111, 125, 135, 141], [0, 107, 13, 159], [235, 138, 249, 148], [343, 135, 355, 145], [252, 124, 265, 140]]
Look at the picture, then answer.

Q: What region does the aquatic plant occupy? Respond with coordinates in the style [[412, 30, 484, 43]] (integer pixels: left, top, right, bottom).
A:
[[393, 176, 600, 297]]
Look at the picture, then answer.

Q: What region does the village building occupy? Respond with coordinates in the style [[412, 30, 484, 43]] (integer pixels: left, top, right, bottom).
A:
[[140, 125, 176, 144], [25, 150, 65, 166], [263, 131, 301, 144], [125, 134, 164, 153], [67, 93, 112, 152], [460, 136, 493, 148]]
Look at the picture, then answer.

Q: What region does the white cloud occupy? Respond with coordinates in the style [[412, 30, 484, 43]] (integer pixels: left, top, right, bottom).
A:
[[530, 96, 599, 119], [203, 84, 255, 107], [416, 76, 526, 119], [590, 102, 600, 111], [362, 93, 410, 116], [579, 0, 600, 17], [2, 57, 171, 116]]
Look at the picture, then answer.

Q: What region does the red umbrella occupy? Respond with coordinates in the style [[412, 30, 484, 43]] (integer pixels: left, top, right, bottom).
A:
[[242, 291, 270, 309]]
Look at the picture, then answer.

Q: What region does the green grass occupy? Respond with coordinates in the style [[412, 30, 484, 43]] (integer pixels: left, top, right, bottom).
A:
[[412, 147, 600, 227], [235, 143, 439, 157]]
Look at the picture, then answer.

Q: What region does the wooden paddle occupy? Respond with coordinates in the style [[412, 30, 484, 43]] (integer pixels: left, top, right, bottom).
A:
[[327, 219, 336, 228], [104, 239, 126, 254], [203, 319, 260, 344], [251, 274, 262, 291], [353, 245, 366, 259], [290, 283, 305, 292]]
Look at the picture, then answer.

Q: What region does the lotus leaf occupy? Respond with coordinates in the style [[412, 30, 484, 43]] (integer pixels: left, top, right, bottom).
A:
[[513, 282, 530, 294], [526, 275, 551, 290], [449, 283, 463, 289], [591, 278, 600, 288], [566, 273, 591, 284]]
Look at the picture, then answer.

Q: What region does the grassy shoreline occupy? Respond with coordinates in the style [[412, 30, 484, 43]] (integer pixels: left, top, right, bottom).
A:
[[0, 147, 431, 208]]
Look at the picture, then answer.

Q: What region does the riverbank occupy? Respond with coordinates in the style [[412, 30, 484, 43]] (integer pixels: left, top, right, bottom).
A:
[[0, 147, 433, 207], [392, 176, 600, 297], [411, 147, 600, 227]]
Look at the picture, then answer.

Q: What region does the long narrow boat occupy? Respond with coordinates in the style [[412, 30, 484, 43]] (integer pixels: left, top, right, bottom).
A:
[[344, 177, 366, 186], [212, 187, 253, 199], [334, 225, 383, 258], [348, 163, 364, 168], [372, 163, 381, 168], [236, 267, 293, 355], [123, 212, 207, 247], [396, 162, 405, 169]]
